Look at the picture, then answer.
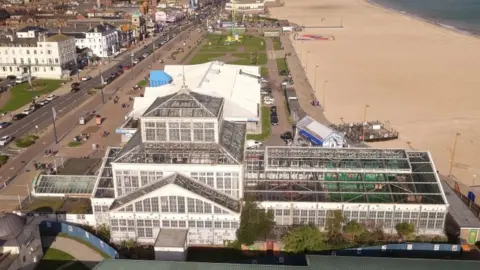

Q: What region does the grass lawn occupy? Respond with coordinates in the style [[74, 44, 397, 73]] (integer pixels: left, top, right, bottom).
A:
[[261, 67, 269, 77], [246, 106, 271, 141], [22, 197, 64, 212], [189, 53, 224, 64], [57, 234, 111, 259], [35, 248, 79, 270], [276, 58, 288, 75], [272, 37, 282, 50], [1, 80, 62, 112], [137, 80, 148, 87], [200, 35, 265, 53]]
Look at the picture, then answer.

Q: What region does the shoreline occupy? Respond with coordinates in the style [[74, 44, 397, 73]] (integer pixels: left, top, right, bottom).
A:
[[364, 0, 480, 39]]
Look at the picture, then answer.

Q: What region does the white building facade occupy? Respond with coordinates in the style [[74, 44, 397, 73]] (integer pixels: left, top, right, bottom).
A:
[[71, 24, 120, 58], [0, 29, 76, 79]]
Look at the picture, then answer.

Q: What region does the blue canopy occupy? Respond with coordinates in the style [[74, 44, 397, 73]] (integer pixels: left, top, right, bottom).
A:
[[149, 70, 173, 87]]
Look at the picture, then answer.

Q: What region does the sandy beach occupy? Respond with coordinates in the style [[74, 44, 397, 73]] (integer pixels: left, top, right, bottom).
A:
[[269, 0, 480, 187]]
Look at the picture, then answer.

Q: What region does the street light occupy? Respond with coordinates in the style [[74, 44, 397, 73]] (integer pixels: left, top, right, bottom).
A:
[[448, 132, 461, 177], [362, 104, 370, 142], [314, 65, 319, 93], [305, 51, 310, 72], [322, 80, 328, 111]]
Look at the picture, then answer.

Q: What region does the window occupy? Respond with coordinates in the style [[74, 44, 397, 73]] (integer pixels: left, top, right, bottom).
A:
[[50, 67, 54, 71], [193, 122, 216, 142], [55, 58, 59, 63], [26, 50, 30, 54], [47, 50, 51, 54]]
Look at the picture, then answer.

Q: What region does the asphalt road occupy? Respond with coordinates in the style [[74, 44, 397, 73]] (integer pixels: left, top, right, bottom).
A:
[[0, 25, 186, 141]]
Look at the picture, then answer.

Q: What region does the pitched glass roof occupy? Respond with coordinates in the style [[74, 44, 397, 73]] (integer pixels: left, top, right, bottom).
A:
[[143, 91, 223, 118], [33, 175, 98, 195], [109, 173, 241, 213]]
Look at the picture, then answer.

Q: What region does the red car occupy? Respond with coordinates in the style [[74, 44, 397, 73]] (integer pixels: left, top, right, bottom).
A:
[[123, 66, 130, 71]]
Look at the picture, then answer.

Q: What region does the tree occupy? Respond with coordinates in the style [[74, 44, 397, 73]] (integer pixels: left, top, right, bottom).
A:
[[236, 201, 275, 246], [395, 222, 415, 240], [343, 220, 365, 238], [121, 239, 138, 251], [282, 225, 326, 253]]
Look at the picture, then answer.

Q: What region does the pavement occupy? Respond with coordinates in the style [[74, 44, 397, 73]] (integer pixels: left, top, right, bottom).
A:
[[0, 22, 203, 210], [42, 236, 103, 269], [0, 23, 202, 210]]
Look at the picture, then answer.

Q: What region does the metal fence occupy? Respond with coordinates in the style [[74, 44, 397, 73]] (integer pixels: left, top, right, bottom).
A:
[[39, 221, 119, 259]]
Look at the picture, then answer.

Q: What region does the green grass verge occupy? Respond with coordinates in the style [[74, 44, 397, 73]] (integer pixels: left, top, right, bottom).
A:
[[57, 234, 111, 258], [35, 248, 75, 270], [67, 141, 82, 148], [260, 67, 269, 77], [200, 35, 266, 53], [246, 106, 271, 141], [273, 37, 282, 50], [1, 79, 62, 112], [189, 53, 224, 64], [276, 58, 288, 75], [137, 80, 148, 87]]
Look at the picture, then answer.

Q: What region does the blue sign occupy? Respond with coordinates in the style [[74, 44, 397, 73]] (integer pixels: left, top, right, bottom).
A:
[[299, 129, 322, 146], [468, 191, 476, 202]]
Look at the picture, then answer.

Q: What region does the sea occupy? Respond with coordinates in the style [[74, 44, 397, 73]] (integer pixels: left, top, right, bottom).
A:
[[370, 0, 480, 36]]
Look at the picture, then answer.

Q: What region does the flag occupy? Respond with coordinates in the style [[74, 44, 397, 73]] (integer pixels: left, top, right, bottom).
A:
[[52, 107, 57, 121], [27, 74, 32, 87], [101, 75, 105, 85]]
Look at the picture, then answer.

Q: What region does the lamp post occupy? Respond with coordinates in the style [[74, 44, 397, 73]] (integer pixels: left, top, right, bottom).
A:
[[448, 132, 461, 177], [362, 104, 370, 142], [322, 80, 328, 111], [300, 41, 304, 67], [314, 64, 319, 93], [305, 51, 310, 72]]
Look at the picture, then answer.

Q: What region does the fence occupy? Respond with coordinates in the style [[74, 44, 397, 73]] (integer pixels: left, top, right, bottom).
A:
[[329, 243, 461, 258], [39, 221, 119, 259]]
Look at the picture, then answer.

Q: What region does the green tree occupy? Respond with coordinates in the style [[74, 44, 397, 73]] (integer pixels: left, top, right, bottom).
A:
[[283, 225, 326, 253], [343, 220, 365, 238], [236, 201, 275, 246], [395, 222, 415, 240], [121, 239, 138, 251]]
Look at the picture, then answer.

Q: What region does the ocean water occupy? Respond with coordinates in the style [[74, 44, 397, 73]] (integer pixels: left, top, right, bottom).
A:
[[370, 0, 480, 36]]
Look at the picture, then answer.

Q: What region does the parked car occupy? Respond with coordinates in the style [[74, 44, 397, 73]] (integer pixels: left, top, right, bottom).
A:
[[23, 107, 35, 115], [81, 75, 92, 81], [271, 114, 279, 126], [263, 96, 275, 105], [71, 82, 80, 88], [38, 100, 50, 106], [133, 58, 140, 64], [281, 131, 293, 141], [12, 113, 26, 120], [0, 135, 13, 146], [279, 69, 288, 76], [270, 106, 277, 113], [46, 95, 58, 101], [260, 87, 271, 95], [0, 122, 10, 129], [246, 140, 262, 149]]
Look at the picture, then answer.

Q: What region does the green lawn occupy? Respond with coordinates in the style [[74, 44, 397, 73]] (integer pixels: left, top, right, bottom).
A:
[[272, 37, 282, 50], [246, 106, 271, 141], [200, 35, 266, 53], [35, 248, 85, 270], [1, 80, 62, 112], [189, 53, 224, 64], [261, 67, 269, 77], [137, 80, 148, 87], [276, 58, 288, 75]]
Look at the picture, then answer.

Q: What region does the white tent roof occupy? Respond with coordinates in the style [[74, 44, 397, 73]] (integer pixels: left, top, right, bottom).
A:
[[132, 61, 261, 120], [296, 116, 335, 139]]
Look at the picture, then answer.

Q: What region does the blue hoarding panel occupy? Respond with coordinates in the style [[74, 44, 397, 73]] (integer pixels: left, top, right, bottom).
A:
[[299, 129, 323, 146], [468, 191, 476, 202], [39, 221, 119, 259]]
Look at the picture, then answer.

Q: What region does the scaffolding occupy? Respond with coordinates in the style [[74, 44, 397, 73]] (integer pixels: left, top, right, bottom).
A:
[[244, 147, 445, 205], [110, 173, 241, 213]]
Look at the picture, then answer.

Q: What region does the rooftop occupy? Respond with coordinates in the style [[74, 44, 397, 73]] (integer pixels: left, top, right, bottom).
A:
[[33, 175, 98, 196], [143, 90, 224, 118], [92, 255, 480, 270], [93, 147, 121, 199], [109, 173, 241, 213], [296, 116, 338, 140], [134, 62, 261, 120], [17, 26, 48, 33], [114, 121, 246, 165], [245, 148, 446, 204], [154, 228, 188, 248]]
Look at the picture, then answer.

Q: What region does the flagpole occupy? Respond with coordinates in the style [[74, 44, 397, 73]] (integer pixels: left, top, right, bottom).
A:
[[99, 67, 105, 104], [52, 108, 58, 144]]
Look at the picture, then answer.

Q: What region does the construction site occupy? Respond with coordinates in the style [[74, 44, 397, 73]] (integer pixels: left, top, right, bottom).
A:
[[330, 121, 399, 144]]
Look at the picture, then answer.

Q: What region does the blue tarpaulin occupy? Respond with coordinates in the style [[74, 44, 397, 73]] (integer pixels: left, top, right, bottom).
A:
[[299, 129, 323, 146], [149, 70, 173, 87]]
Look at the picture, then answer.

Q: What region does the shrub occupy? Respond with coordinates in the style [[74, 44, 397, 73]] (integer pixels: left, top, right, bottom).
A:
[[15, 137, 35, 148], [67, 141, 82, 147], [0, 155, 9, 166]]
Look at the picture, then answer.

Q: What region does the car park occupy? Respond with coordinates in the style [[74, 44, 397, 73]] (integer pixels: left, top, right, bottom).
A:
[[0, 135, 13, 146], [0, 122, 9, 129], [81, 76, 92, 81], [12, 113, 26, 120], [46, 95, 58, 101], [246, 140, 262, 149]]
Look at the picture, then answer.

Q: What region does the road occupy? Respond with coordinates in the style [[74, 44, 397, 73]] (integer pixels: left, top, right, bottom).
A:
[[0, 22, 196, 186], [0, 26, 187, 141]]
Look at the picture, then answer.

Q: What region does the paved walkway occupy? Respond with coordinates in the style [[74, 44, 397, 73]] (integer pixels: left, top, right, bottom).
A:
[[42, 236, 104, 269]]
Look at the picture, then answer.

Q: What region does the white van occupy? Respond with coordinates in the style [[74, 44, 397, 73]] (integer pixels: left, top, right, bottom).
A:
[[15, 74, 29, 84], [246, 140, 262, 149]]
